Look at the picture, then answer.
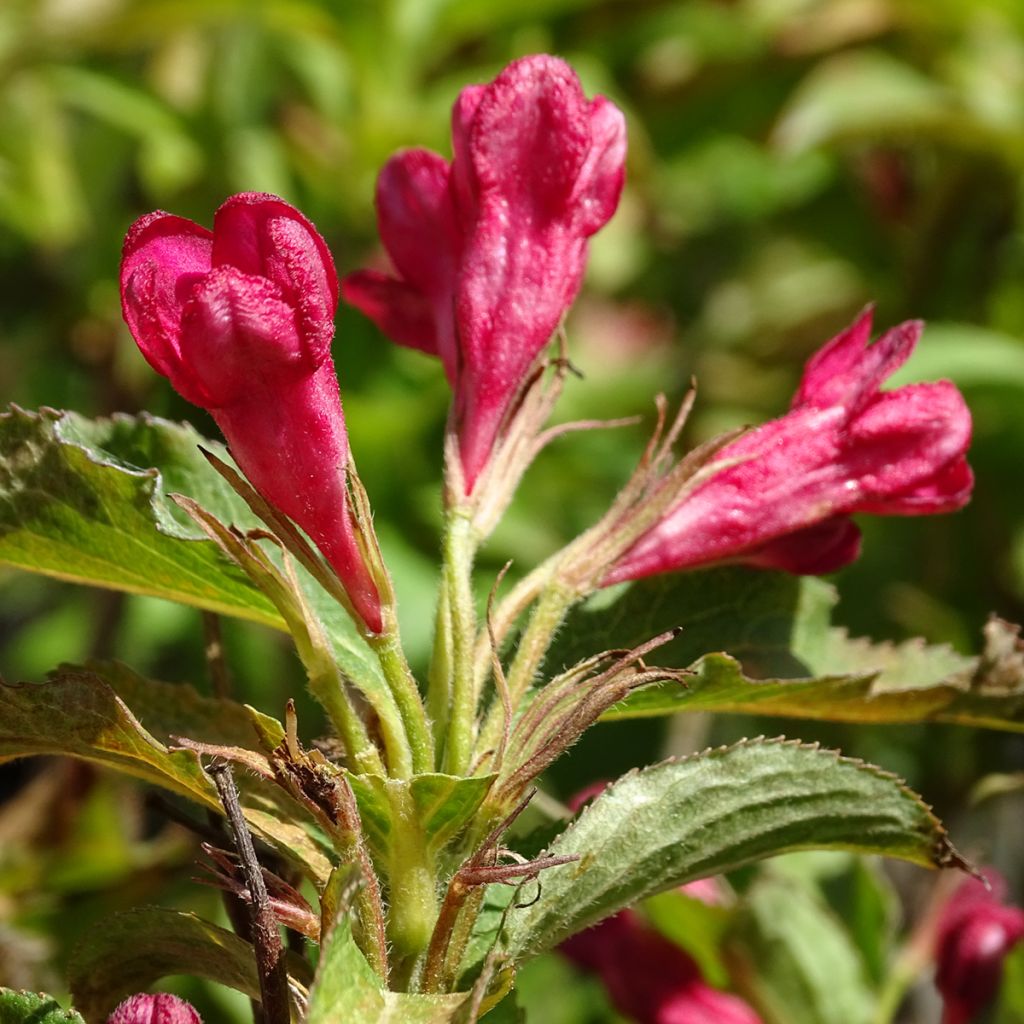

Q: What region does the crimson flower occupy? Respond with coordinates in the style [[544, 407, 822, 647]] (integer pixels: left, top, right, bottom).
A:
[[606, 309, 973, 584], [120, 192, 382, 632], [107, 994, 201, 1024], [342, 53, 626, 492], [561, 909, 761, 1024], [936, 871, 1024, 1024]]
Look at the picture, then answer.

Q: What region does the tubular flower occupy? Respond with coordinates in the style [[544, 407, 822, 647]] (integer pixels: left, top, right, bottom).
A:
[[342, 53, 626, 491], [120, 192, 382, 632], [935, 871, 1024, 1024], [561, 909, 762, 1024], [606, 309, 973, 585]]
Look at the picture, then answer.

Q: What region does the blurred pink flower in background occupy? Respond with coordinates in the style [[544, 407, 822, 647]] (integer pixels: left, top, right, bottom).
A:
[[935, 870, 1024, 1024]]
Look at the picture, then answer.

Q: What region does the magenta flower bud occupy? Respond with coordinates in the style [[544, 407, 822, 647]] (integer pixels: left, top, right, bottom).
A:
[[106, 993, 202, 1024], [343, 54, 627, 491], [605, 309, 973, 584], [561, 909, 762, 1024], [120, 192, 382, 633], [935, 871, 1024, 1024]]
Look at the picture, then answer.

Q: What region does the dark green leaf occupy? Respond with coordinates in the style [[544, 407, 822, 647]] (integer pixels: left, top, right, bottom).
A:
[[501, 739, 960, 960], [67, 908, 310, 1023]]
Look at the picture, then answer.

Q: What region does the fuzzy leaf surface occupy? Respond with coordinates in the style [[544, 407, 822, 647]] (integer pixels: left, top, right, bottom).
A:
[[549, 569, 1024, 730], [500, 739, 958, 960], [0, 990, 85, 1024]]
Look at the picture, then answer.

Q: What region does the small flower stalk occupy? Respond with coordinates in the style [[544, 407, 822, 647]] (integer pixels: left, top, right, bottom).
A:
[[120, 192, 384, 633], [343, 53, 626, 518]]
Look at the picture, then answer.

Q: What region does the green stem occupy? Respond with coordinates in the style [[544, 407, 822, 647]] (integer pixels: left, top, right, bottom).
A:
[[477, 582, 574, 762], [309, 671, 383, 776], [441, 511, 479, 776], [426, 579, 454, 765], [367, 619, 434, 777]]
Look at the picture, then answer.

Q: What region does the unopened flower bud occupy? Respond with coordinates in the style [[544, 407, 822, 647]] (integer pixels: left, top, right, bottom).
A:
[[106, 993, 202, 1024]]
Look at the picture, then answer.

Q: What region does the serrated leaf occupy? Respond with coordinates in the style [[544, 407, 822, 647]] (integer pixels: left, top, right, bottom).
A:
[[500, 739, 958, 960], [347, 772, 496, 865], [729, 875, 874, 1024], [67, 908, 311, 1023], [307, 916, 468, 1024], [0, 989, 85, 1024], [549, 569, 1024, 731], [0, 406, 277, 625], [0, 408, 383, 689], [0, 669, 333, 881]]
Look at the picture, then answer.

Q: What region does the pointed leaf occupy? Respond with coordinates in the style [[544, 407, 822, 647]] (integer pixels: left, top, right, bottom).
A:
[[500, 739, 960, 960], [307, 917, 468, 1024], [550, 569, 1024, 731], [347, 773, 496, 864], [0, 406, 277, 625], [0, 990, 85, 1024], [67, 908, 311, 1023], [0, 407, 383, 689], [0, 669, 333, 881]]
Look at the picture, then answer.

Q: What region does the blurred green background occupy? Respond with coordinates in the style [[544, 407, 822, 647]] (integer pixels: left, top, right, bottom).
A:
[[3, 0, 1024, 1019]]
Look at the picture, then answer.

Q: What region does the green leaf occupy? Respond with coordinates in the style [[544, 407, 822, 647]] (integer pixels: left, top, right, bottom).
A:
[[0, 668, 333, 882], [550, 569, 1024, 731], [729, 875, 874, 1024], [0, 990, 84, 1024], [0, 407, 384, 691], [67, 907, 311, 1023], [0, 407, 277, 625], [307, 916, 468, 1024], [773, 49, 952, 154], [500, 739, 959, 960], [346, 772, 496, 864]]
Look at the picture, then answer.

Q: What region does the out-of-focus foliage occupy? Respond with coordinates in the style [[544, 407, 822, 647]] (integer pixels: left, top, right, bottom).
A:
[[3, 0, 1024, 1019]]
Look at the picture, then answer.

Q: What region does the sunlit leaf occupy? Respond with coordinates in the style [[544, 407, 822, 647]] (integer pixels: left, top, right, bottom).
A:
[[500, 739, 960, 960], [0, 989, 85, 1024]]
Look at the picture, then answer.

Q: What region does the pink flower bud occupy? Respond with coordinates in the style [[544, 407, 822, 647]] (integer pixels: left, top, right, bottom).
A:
[[343, 54, 626, 491], [120, 193, 382, 632], [561, 909, 761, 1024], [935, 871, 1024, 1024], [106, 993, 202, 1024], [605, 309, 973, 584]]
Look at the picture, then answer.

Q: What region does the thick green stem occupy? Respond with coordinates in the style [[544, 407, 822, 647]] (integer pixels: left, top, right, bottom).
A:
[[441, 511, 479, 776], [308, 671, 383, 776], [367, 619, 434, 777], [386, 784, 439, 990]]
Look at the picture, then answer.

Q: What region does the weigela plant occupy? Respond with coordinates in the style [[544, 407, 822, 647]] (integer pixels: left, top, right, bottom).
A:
[[3, 50, 1022, 1024]]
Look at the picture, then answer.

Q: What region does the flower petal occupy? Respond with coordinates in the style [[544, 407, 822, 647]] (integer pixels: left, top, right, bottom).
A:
[[342, 270, 439, 355]]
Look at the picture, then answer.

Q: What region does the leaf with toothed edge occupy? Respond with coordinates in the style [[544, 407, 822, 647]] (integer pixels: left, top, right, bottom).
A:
[[497, 737, 962, 962], [545, 568, 1024, 731], [0, 407, 383, 690]]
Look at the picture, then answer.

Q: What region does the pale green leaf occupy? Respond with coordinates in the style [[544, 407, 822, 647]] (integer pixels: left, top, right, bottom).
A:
[[501, 739, 958, 960], [307, 917, 468, 1024], [730, 876, 874, 1024]]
